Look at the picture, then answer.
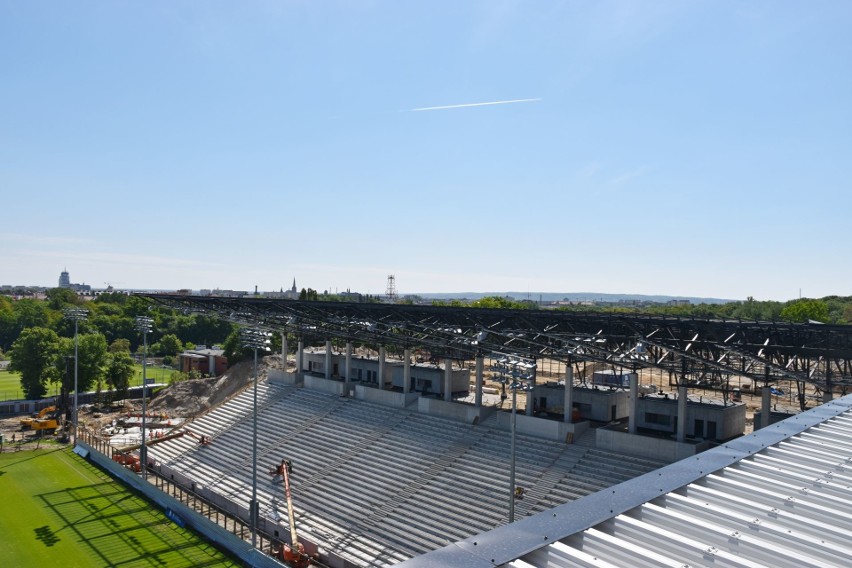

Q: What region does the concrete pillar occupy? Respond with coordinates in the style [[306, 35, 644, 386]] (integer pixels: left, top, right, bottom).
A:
[[208, 353, 216, 377], [677, 385, 688, 442], [563, 365, 574, 423], [345, 342, 352, 394], [296, 340, 304, 375], [474, 356, 484, 408], [378, 347, 386, 390], [628, 372, 638, 434], [444, 358, 452, 401], [824, 367, 834, 403], [403, 348, 412, 395], [281, 333, 288, 369], [325, 340, 332, 380], [761, 385, 772, 430]]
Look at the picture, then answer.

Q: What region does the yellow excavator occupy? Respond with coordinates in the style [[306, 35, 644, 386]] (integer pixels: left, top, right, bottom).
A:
[[32, 414, 60, 434], [20, 406, 57, 430]]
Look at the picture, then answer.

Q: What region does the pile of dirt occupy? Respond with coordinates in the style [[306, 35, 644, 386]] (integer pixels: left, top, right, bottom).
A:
[[147, 356, 275, 418]]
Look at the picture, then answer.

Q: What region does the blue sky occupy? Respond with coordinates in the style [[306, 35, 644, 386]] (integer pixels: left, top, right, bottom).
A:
[[1, 1, 850, 300]]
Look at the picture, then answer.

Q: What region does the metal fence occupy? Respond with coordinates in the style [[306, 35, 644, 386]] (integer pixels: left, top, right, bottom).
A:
[[79, 430, 293, 565]]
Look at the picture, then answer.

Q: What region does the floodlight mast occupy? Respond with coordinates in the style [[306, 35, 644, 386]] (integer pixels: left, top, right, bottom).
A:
[[491, 354, 536, 523], [64, 308, 88, 445], [136, 316, 153, 480], [242, 327, 271, 550]]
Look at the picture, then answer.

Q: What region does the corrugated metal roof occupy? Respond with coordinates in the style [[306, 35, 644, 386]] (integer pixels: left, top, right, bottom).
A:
[[398, 395, 852, 568]]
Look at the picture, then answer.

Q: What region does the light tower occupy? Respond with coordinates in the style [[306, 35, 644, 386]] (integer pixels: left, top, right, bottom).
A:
[[385, 274, 397, 303], [135, 315, 153, 479], [491, 353, 536, 523], [63, 308, 88, 444], [241, 327, 271, 549]]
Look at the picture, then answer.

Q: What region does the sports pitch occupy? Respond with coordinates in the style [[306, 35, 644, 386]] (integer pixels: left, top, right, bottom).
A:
[[0, 447, 239, 567]]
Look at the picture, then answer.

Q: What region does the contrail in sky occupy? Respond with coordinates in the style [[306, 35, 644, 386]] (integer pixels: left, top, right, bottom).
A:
[[410, 98, 541, 112]]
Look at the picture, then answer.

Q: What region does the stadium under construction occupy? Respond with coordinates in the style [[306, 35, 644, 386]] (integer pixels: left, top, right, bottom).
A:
[[87, 295, 852, 567]]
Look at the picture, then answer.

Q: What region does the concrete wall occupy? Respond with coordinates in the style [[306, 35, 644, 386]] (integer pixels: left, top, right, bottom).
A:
[[753, 410, 798, 429], [548, 386, 629, 422], [489, 411, 590, 442], [304, 375, 347, 396], [416, 397, 496, 424], [300, 352, 468, 396], [637, 396, 745, 441], [592, 370, 637, 388], [393, 364, 469, 395], [301, 351, 342, 378], [78, 442, 285, 568], [354, 385, 417, 408], [595, 428, 711, 461], [267, 369, 302, 386]]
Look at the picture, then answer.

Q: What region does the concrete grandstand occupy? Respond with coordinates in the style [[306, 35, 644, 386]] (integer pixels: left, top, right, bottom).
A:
[[145, 374, 667, 567], [131, 295, 852, 567]]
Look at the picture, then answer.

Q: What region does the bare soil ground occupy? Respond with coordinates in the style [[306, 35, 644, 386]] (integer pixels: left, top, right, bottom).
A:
[[0, 357, 281, 452]]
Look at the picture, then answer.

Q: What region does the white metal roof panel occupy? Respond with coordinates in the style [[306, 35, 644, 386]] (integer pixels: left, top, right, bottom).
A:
[[398, 395, 852, 568]]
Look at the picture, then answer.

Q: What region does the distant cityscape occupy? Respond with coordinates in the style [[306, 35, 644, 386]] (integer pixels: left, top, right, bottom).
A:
[[0, 269, 737, 308]]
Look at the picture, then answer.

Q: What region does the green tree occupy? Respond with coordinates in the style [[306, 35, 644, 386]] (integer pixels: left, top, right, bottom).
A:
[[8, 327, 61, 399], [73, 333, 109, 393], [104, 351, 135, 401], [109, 338, 131, 353], [0, 296, 17, 350], [152, 333, 183, 357], [222, 329, 247, 364], [45, 287, 84, 310], [299, 288, 319, 301], [780, 299, 830, 323], [471, 296, 537, 310], [13, 298, 51, 333]]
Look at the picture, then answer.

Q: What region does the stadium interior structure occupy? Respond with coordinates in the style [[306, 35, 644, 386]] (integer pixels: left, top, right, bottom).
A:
[[136, 295, 852, 567]]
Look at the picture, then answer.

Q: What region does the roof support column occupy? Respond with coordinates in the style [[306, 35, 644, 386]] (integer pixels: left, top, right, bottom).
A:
[[325, 340, 332, 380], [628, 371, 638, 434], [345, 342, 352, 395], [760, 385, 772, 430], [474, 355, 484, 408], [563, 364, 574, 423], [824, 366, 834, 403], [444, 359, 452, 401], [403, 348, 412, 395], [760, 365, 773, 430], [281, 333, 288, 369], [379, 346, 386, 390], [677, 385, 688, 442], [296, 339, 304, 375]]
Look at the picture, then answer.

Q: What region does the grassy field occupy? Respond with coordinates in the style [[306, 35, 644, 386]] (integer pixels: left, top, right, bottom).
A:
[[0, 447, 239, 567], [0, 369, 24, 401], [0, 365, 177, 402], [131, 364, 177, 387]]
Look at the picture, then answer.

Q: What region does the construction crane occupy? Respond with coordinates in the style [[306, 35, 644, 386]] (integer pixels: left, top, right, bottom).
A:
[[268, 459, 311, 567]]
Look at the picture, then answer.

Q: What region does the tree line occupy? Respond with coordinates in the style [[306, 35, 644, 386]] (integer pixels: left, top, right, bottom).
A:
[[0, 289, 235, 400], [435, 295, 852, 324]]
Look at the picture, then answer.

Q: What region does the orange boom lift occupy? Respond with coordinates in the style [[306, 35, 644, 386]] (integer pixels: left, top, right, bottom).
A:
[[268, 459, 311, 567]]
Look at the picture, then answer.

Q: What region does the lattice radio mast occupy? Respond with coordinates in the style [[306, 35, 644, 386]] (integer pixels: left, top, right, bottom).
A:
[[385, 274, 398, 303]]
